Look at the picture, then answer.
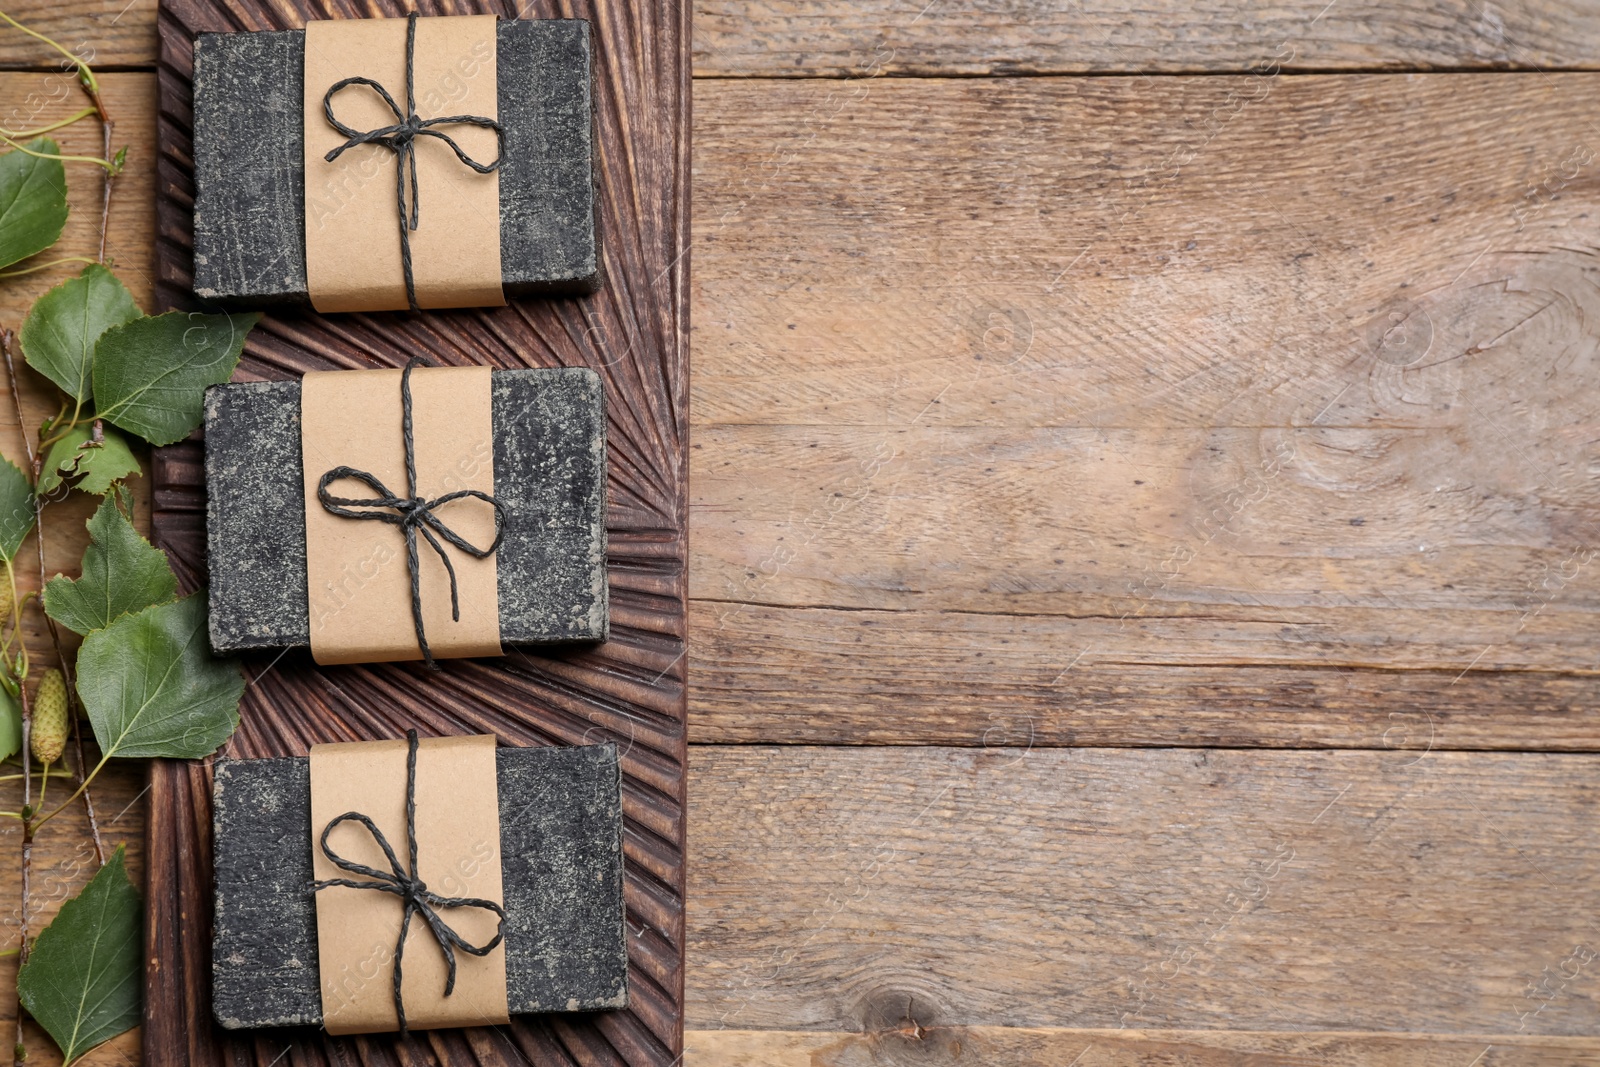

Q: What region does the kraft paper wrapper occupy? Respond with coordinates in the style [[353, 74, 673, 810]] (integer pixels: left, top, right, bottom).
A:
[[310, 734, 509, 1034], [303, 16, 506, 312], [301, 366, 503, 664]]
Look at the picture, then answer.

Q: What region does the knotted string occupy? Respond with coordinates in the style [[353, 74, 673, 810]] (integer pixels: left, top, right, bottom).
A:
[[321, 11, 504, 312], [317, 357, 508, 669], [309, 729, 506, 1035]]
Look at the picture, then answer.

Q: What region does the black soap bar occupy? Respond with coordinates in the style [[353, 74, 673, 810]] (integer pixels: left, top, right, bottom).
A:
[[191, 20, 598, 307], [212, 743, 629, 1029], [204, 369, 607, 655]]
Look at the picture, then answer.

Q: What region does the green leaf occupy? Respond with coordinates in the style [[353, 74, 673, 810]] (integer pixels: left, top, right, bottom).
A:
[[0, 137, 68, 270], [0, 687, 19, 763], [18, 845, 140, 1065], [44, 495, 176, 636], [91, 310, 259, 447], [20, 264, 141, 404], [37, 422, 140, 498], [0, 455, 35, 560], [76, 593, 242, 759]]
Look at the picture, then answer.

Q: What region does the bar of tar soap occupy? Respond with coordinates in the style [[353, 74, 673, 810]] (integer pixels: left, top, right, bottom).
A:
[[204, 368, 607, 655], [191, 20, 598, 307], [212, 743, 628, 1028]]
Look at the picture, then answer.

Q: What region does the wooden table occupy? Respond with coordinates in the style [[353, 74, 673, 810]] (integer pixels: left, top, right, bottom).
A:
[[5, 2, 1600, 1063]]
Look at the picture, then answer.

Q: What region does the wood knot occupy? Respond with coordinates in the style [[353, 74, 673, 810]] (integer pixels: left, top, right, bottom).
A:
[[1367, 296, 1434, 367]]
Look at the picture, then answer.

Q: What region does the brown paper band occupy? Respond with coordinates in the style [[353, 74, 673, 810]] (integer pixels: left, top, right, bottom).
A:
[[303, 15, 506, 312], [310, 734, 509, 1034], [301, 366, 503, 665]]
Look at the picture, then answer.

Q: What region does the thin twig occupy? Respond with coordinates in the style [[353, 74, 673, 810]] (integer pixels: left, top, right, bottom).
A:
[[0, 332, 104, 863], [77, 69, 115, 855], [67, 720, 104, 862], [28, 753, 107, 831], [10, 670, 30, 1067], [65, 43, 118, 266], [0, 330, 36, 1067], [8, 20, 120, 861], [96, 115, 115, 264]]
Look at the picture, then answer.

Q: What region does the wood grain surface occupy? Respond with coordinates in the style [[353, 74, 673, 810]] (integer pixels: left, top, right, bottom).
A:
[[688, 746, 1600, 1035], [691, 72, 1600, 745], [0, 72, 156, 620], [693, 1, 1600, 76], [0, 72, 156, 1065], [691, 607, 1600, 749], [689, 1029, 1600, 1066], [13, 0, 1600, 74], [0, 764, 146, 1066], [0, 0, 154, 71], [141, 0, 687, 1063], [2, 3, 1599, 1066]]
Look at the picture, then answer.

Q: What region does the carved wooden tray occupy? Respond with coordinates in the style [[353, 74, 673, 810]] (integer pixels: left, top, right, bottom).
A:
[[144, 1, 688, 1063]]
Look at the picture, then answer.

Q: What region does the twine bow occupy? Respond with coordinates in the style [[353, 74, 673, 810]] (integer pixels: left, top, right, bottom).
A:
[[309, 729, 506, 1035], [317, 357, 508, 669], [320, 10, 504, 312]]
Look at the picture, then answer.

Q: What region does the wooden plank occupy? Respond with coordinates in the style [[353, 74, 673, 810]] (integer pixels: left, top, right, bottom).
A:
[[0, 0, 154, 72], [0, 72, 156, 662], [687, 1028, 1600, 1066], [7, 47, 1597, 1067], [0, 762, 148, 1067], [0, 74, 156, 323], [690, 426, 1600, 669], [686, 746, 1600, 1035], [690, 74, 1600, 743], [0, 77, 156, 1061], [144, 0, 689, 1063], [13, 0, 1600, 75], [694, 1, 1600, 76], [690, 603, 1600, 749]]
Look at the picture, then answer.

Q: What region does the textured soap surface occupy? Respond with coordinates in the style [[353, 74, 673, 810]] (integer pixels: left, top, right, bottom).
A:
[[212, 743, 628, 1029], [204, 368, 608, 654], [191, 19, 598, 306]]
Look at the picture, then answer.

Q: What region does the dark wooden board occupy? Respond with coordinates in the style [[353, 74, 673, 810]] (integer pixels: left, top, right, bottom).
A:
[[144, 1, 688, 1064]]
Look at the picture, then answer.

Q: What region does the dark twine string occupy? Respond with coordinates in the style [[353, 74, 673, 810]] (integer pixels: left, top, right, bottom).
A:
[[309, 729, 507, 1035], [317, 357, 508, 670], [321, 10, 504, 312]]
